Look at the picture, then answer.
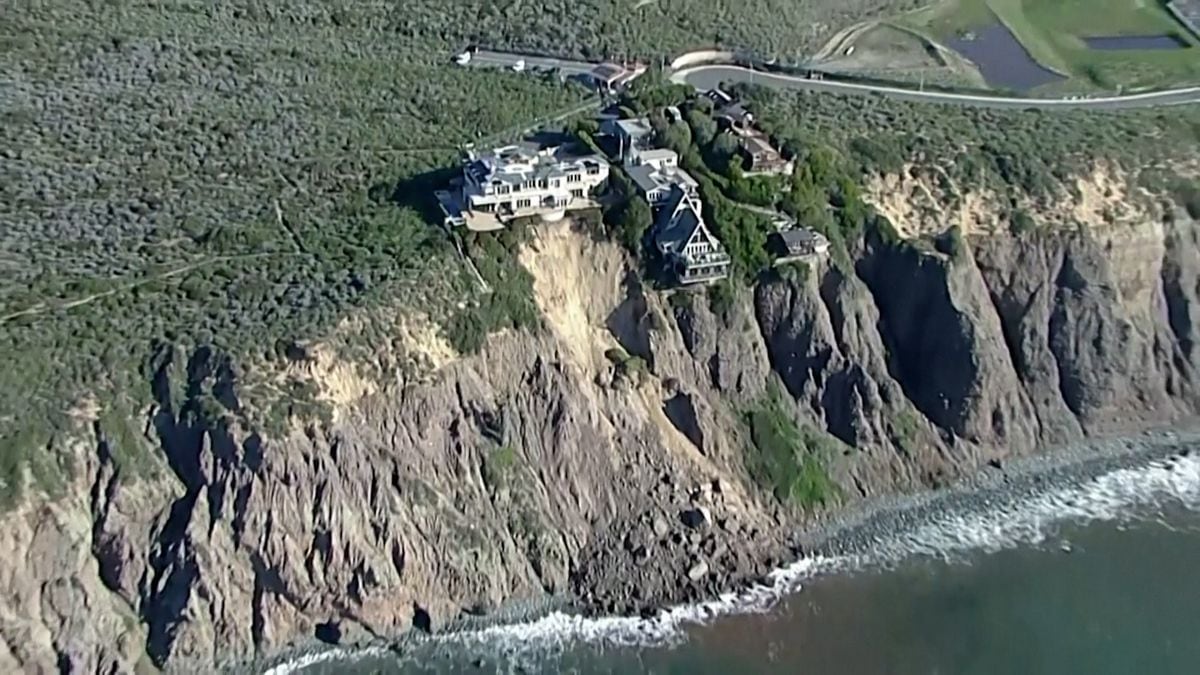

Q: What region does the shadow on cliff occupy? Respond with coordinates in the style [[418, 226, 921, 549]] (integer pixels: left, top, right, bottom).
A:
[[130, 341, 262, 666], [856, 231, 971, 431]]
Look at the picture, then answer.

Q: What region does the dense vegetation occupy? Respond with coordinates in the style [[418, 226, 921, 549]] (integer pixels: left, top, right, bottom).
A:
[[743, 383, 840, 508], [381, 0, 927, 63], [738, 84, 1200, 203], [448, 222, 544, 354], [6, 0, 1200, 508], [611, 80, 875, 275], [0, 0, 594, 503]]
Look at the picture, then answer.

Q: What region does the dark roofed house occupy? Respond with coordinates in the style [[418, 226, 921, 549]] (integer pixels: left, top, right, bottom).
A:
[[705, 88, 734, 107], [769, 228, 830, 263], [653, 186, 730, 284], [715, 101, 754, 131]]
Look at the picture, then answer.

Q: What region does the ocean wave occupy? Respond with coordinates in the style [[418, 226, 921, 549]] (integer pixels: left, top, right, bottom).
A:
[[259, 646, 389, 675], [272, 450, 1200, 672], [867, 452, 1200, 564]]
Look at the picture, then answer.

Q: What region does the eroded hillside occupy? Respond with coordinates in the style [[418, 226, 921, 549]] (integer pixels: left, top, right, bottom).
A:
[[5, 174, 1200, 671]]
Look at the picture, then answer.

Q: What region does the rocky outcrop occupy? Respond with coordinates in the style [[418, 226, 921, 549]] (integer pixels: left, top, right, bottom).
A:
[[6, 207, 1200, 673]]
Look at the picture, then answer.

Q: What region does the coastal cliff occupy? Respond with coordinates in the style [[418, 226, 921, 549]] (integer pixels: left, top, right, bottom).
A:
[[4, 196, 1200, 673]]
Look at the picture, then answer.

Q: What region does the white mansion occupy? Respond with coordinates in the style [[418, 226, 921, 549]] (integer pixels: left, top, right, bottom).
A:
[[437, 139, 610, 231]]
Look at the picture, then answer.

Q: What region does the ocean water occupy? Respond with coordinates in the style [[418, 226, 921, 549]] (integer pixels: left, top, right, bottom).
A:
[[273, 451, 1200, 675]]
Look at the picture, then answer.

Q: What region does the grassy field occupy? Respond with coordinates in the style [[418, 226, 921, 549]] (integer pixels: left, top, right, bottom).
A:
[[819, 23, 989, 89], [902, 0, 1200, 90]]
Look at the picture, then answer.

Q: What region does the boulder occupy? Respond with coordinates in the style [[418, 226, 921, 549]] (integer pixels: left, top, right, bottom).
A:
[[652, 516, 670, 538], [679, 507, 711, 529]]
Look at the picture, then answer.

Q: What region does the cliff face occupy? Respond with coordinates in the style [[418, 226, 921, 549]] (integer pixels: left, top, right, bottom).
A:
[[5, 206, 1200, 673]]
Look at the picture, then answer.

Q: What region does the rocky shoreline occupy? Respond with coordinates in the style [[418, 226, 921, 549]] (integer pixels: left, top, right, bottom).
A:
[[246, 423, 1200, 674], [570, 422, 1200, 623], [802, 423, 1200, 559]]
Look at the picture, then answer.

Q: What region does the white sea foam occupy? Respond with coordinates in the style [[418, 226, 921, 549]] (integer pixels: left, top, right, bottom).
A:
[[260, 646, 388, 675], [868, 452, 1200, 564], [432, 554, 844, 654], [267, 451, 1200, 672]]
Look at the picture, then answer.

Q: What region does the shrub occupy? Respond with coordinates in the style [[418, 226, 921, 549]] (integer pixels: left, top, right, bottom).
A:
[[935, 225, 966, 260], [1171, 181, 1200, 219], [776, 261, 810, 284], [1009, 209, 1037, 236], [708, 278, 736, 321], [615, 196, 653, 253], [668, 290, 693, 311], [743, 384, 839, 508], [482, 445, 519, 489]]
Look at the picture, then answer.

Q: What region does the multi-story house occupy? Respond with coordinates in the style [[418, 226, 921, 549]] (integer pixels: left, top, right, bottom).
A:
[[624, 147, 700, 207], [439, 140, 609, 230], [652, 185, 731, 284], [740, 132, 794, 176]]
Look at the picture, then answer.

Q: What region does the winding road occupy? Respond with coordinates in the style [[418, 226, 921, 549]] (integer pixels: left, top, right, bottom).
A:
[[459, 46, 1200, 110], [672, 65, 1200, 110]]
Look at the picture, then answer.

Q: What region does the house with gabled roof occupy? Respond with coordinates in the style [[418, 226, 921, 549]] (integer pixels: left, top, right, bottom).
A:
[[652, 185, 731, 285]]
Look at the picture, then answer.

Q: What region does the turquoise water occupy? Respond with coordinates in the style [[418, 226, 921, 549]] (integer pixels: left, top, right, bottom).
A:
[[279, 453, 1200, 675]]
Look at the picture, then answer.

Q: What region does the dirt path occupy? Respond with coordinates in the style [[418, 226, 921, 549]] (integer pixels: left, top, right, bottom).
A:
[[0, 252, 278, 325], [812, 20, 878, 62]]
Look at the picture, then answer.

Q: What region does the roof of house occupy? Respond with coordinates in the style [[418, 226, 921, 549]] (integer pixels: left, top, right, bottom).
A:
[[742, 133, 777, 157], [636, 148, 678, 163], [654, 186, 708, 254], [775, 228, 828, 248], [592, 62, 626, 82], [465, 141, 606, 186], [626, 163, 697, 196], [614, 117, 654, 140], [717, 102, 753, 123], [706, 88, 734, 105]]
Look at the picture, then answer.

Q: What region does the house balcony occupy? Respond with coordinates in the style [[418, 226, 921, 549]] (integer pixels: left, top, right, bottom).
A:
[[677, 251, 731, 284]]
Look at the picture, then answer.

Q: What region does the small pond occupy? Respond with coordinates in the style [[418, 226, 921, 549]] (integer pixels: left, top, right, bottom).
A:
[[946, 23, 1064, 92], [1083, 34, 1188, 51]]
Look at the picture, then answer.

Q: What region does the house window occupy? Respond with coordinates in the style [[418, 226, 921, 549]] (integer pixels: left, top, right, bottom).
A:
[[497, 185, 510, 194], [570, 188, 584, 198], [517, 198, 532, 208], [567, 173, 581, 183]]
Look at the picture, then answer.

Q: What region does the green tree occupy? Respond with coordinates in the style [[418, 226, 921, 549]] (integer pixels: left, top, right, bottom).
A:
[[658, 121, 694, 157], [686, 108, 718, 148], [709, 132, 743, 176], [617, 196, 653, 253]]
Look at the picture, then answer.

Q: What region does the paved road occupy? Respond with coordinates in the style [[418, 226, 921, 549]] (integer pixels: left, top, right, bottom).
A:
[[673, 65, 1200, 110], [465, 50, 597, 78]]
